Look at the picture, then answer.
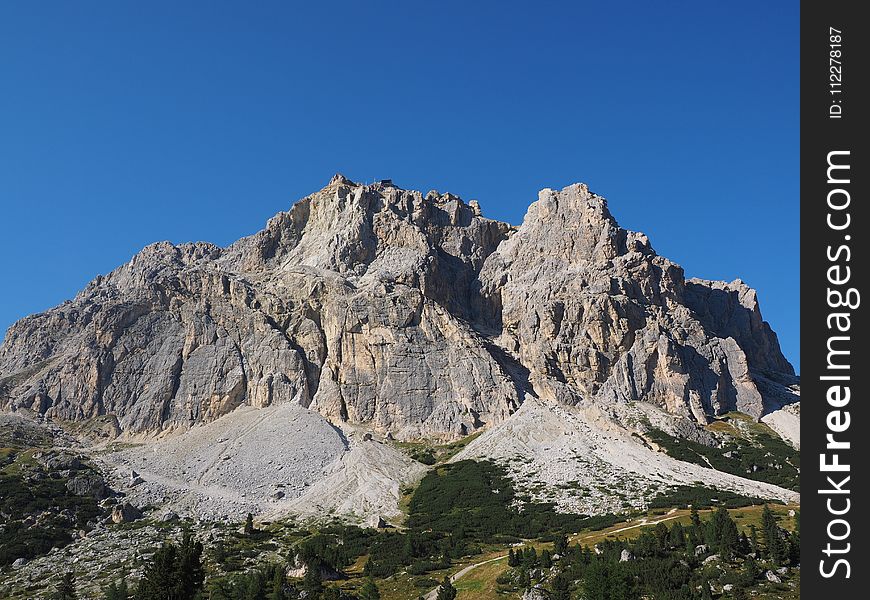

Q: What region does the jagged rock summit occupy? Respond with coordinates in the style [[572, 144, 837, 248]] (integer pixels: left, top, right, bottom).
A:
[[0, 175, 796, 440]]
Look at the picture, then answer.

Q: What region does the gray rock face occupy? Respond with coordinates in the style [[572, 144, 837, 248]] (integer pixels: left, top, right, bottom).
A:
[[523, 585, 551, 600], [0, 177, 794, 437], [765, 569, 782, 583], [477, 183, 793, 422]]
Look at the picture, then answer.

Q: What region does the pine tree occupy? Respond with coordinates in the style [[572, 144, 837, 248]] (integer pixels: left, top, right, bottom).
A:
[[508, 548, 517, 567], [53, 572, 77, 600], [719, 516, 739, 558], [245, 512, 256, 535], [688, 505, 703, 549], [707, 506, 739, 557], [550, 572, 571, 600], [654, 522, 669, 550], [541, 549, 552, 569], [136, 533, 204, 600], [738, 531, 750, 555], [136, 543, 178, 599], [762, 505, 787, 566], [554, 534, 569, 556], [790, 510, 801, 564], [176, 530, 205, 598], [749, 524, 759, 556], [358, 578, 381, 600], [268, 565, 287, 600], [690, 506, 702, 530], [302, 558, 324, 596], [583, 561, 608, 600], [435, 576, 457, 600], [526, 546, 538, 567], [669, 522, 686, 551]]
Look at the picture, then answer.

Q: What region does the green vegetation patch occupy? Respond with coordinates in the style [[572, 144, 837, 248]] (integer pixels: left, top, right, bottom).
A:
[[648, 419, 800, 491], [649, 485, 770, 510], [393, 432, 483, 465], [0, 450, 103, 566], [408, 460, 621, 539]]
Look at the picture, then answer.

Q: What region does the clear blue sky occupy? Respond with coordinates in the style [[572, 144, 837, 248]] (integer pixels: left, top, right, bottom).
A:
[[0, 1, 799, 371]]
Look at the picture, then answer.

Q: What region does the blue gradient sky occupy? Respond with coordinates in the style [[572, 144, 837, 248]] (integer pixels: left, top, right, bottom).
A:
[[0, 1, 799, 370]]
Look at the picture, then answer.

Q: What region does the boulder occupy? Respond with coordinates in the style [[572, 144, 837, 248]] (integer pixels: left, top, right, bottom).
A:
[[159, 510, 179, 522], [66, 473, 108, 499], [523, 584, 550, 600], [111, 503, 143, 524], [42, 453, 82, 471], [366, 514, 388, 529]]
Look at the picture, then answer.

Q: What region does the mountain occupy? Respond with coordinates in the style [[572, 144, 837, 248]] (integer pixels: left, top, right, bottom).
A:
[[0, 175, 801, 522], [0, 176, 801, 599], [0, 175, 795, 442]]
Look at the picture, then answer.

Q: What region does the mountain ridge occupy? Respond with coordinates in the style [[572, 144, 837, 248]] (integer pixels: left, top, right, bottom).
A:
[[0, 175, 797, 441]]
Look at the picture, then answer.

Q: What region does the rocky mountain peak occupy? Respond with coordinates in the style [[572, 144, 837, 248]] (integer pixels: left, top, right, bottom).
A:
[[0, 177, 795, 438]]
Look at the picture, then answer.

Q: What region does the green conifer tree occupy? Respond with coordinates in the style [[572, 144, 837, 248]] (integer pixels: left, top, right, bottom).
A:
[[268, 565, 287, 600], [176, 530, 205, 598], [554, 534, 569, 556], [541, 549, 552, 569], [654, 522, 669, 550], [669, 522, 686, 551], [526, 546, 538, 567], [690, 506, 702, 530], [583, 561, 608, 600], [302, 558, 324, 596], [53, 572, 77, 600], [550, 572, 571, 600], [762, 505, 787, 565], [136, 543, 178, 599]]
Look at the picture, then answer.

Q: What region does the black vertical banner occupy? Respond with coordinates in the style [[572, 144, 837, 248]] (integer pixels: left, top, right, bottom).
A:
[[801, 0, 868, 597]]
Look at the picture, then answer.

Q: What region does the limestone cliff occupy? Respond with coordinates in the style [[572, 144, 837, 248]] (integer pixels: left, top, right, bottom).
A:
[[0, 176, 796, 437]]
